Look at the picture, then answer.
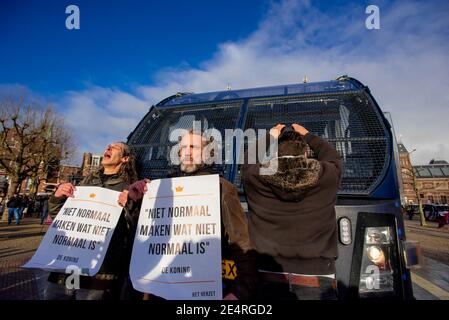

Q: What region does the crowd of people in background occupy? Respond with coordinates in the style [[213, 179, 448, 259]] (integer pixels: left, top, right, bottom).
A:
[[0, 193, 50, 225], [402, 203, 449, 228]]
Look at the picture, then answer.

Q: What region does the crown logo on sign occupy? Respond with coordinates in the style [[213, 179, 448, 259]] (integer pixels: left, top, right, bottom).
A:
[[175, 186, 184, 192], [89, 193, 96, 198]]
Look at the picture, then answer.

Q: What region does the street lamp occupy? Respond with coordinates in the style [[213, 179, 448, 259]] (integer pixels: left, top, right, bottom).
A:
[[403, 149, 427, 227]]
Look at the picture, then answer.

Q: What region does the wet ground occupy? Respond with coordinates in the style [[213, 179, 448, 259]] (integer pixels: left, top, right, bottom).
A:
[[1, 217, 448, 300], [404, 217, 449, 299]]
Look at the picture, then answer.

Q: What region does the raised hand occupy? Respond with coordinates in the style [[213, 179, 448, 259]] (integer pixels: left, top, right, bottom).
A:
[[118, 190, 129, 207], [54, 183, 76, 198], [269, 124, 286, 139], [292, 123, 309, 136], [128, 178, 151, 202]]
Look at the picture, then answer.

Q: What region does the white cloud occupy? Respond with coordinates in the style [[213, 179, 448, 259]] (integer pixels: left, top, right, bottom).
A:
[[57, 87, 149, 155], [135, 0, 449, 165], [4, 0, 447, 166]]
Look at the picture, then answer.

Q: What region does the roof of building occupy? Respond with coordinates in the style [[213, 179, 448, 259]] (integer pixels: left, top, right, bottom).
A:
[[397, 143, 409, 154], [429, 159, 448, 165], [397, 143, 448, 178], [414, 161, 449, 178]]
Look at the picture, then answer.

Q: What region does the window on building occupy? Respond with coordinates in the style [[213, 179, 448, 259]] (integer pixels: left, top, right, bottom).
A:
[[441, 195, 448, 204], [25, 178, 32, 191], [441, 167, 449, 176], [420, 193, 424, 198], [416, 168, 432, 178], [92, 156, 101, 167], [429, 167, 444, 177], [428, 195, 434, 203]]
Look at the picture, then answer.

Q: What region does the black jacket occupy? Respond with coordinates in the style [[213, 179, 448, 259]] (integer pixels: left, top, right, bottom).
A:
[[7, 196, 20, 208], [243, 133, 342, 275]]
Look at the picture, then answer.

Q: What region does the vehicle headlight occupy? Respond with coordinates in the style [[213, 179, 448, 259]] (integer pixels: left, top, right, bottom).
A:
[[366, 245, 385, 265], [359, 226, 395, 296]]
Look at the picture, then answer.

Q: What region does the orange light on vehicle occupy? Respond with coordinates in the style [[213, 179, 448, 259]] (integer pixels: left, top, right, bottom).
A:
[[366, 245, 385, 265]]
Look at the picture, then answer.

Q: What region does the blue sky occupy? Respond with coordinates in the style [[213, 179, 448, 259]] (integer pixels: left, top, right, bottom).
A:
[[1, 0, 448, 165], [0, 0, 266, 93]]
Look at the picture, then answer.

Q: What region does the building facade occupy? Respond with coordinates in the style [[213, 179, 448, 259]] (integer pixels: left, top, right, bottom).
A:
[[81, 152, 103, 177], [1, 152, 103, 196], [398, 143, 449, 205]]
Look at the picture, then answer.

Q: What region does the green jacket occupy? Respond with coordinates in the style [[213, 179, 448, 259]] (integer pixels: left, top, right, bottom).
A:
[[48, 169, 128, 215]]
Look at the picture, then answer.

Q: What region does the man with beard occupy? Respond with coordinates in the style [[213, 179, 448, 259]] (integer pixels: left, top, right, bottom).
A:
[[120, 129, 257, 300]]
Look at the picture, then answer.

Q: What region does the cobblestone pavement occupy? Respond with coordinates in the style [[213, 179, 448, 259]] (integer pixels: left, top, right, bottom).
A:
[[0, 218, 48, 300], [404, 217, 449, 264], [1, 217, 449, 300], [404, 217, 449, 300]]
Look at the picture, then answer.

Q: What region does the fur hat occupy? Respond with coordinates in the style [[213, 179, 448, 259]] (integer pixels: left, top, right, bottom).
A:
[[261, 155, 321, 193]]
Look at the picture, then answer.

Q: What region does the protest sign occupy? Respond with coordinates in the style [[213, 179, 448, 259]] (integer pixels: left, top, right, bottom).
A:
[[130, 174, 222, 300], [23, 186, 122, 276]]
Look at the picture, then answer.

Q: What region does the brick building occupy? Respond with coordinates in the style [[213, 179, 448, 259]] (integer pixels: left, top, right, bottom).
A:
[[81, 152, 103, 177], [398, 143, 449, 205], [1, 152, 103, 196]]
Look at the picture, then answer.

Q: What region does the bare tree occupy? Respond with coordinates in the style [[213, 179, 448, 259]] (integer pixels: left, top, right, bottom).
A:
[[0, 97, 76, 199]]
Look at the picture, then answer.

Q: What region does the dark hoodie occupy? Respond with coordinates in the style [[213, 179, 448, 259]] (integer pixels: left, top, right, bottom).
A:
[[7, 195, 20, 208], [242, 133, 342, 275]]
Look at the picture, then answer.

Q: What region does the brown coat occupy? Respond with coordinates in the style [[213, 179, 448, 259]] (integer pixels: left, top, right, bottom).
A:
[[165, 167, 257, 299], [243, 133, 342, 275]]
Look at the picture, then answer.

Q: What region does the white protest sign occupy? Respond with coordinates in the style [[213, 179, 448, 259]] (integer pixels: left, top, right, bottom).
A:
[[23, 186, 122, 276], [130, 174, 222, 300]]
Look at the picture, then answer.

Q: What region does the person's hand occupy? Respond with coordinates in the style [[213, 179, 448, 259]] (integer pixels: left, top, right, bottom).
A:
[[128, 178, 150, 202], [292, 123, 309, 136], [269, 124, 286, 139], [54, 183, 76, 198], [118, 190, 129, 207], [223, 293, 238, 300]]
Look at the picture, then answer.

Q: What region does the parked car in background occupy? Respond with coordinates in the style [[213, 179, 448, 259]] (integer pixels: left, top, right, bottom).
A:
[[408, 203, 449, 222]]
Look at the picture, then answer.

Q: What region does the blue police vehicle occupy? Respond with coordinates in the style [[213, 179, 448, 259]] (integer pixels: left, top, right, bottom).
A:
[[127, 75, 415, 299]]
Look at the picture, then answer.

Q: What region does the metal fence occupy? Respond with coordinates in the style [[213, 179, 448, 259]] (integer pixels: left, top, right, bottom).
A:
[[128, 89, 390, 196]]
